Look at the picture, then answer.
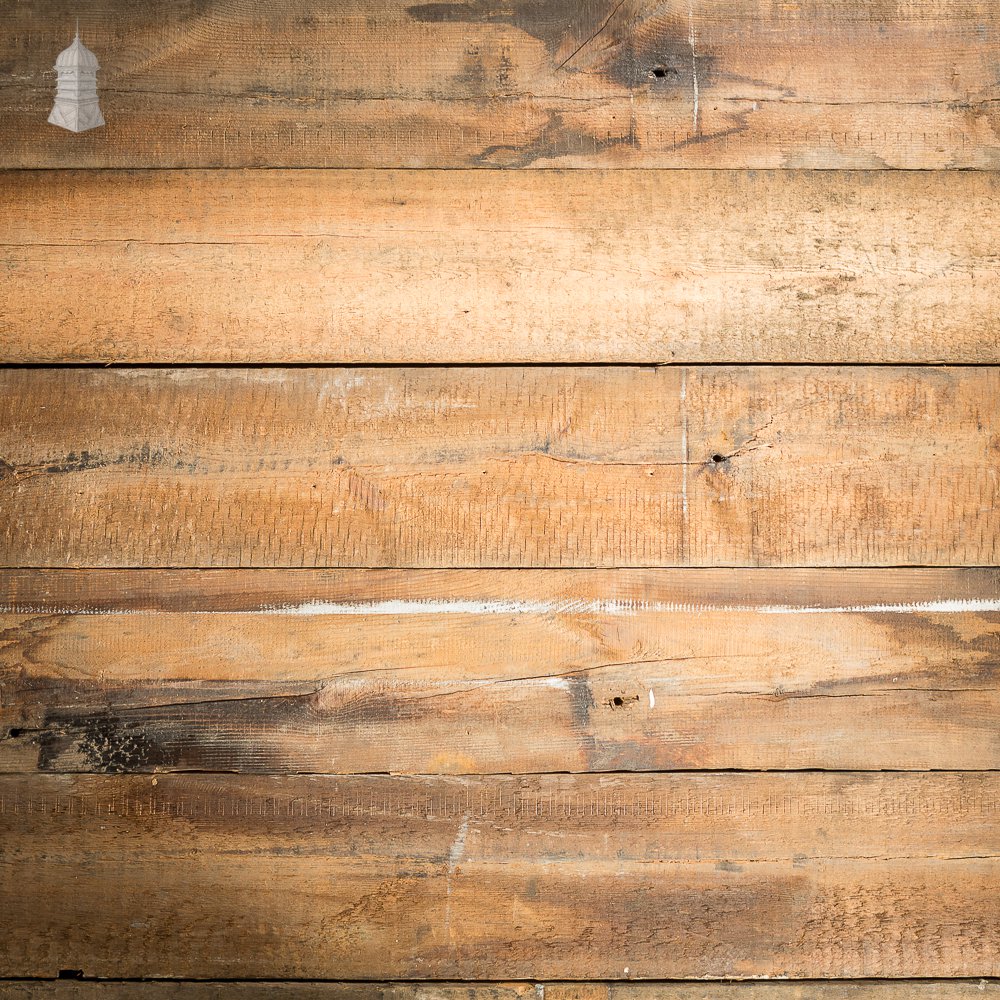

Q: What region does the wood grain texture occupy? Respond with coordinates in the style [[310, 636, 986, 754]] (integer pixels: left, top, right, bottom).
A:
[[2, 569, 998, 774], [4, 170, 1000, 365], [1, 984, 998, 999], [3, 0, 999, 168], [2, 772, 999, 979], [0, 367, 997, 568]]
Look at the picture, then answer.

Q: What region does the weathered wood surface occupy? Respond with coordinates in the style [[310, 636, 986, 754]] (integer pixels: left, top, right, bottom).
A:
[[1, 984, 997, 999], [0, 987, 538, 1000], [3, 1, 999, 168], [4, 170, 1000, 365], [1, 367, 996, 568], [2, 569, 998, 774], [2, 772, 998, 979]]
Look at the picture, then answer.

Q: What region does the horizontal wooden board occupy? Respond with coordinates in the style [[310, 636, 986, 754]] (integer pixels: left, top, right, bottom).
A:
[[0, 367, 997, 568], [3, 773, 999, 979], [2, 569, 999, 774], [4, 171, 1000, 364], [3, 0, 999, 168], [1, 984, 998, 999]]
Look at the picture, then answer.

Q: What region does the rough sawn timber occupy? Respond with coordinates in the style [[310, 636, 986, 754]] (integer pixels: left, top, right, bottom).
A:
[[1, 983, 998, 998], [4, 170, 1000, 364], [0, 366, 996, 568], [2, 568, 998, 774], [3, 0, 999, 168], [1, 772, 998, 979]]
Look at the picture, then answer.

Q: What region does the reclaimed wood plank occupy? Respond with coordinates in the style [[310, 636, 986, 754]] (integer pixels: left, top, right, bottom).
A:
[[1, 983, 998, 999], [0, 987, 536, 1000], [1, 772, 998, 979], [4, 170, 1000, 364], [0, 988, 536, 1000], [2, 569, 998, 773], [0, 367, 996, 568], [3, 1, 998, 168]]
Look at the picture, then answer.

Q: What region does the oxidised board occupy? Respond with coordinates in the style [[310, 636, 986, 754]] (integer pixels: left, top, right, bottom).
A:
[[3, 772, 999, 979]]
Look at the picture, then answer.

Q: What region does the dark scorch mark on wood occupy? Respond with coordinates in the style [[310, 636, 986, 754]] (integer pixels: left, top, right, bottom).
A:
[[473, 111, 638, 166], [33, 715, 168, 773], [32, 694, 319, 773], [407, 0, 714, 91]]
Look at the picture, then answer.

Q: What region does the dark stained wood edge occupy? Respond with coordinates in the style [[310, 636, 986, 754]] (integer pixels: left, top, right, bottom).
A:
[[0, 982, 997, 998]]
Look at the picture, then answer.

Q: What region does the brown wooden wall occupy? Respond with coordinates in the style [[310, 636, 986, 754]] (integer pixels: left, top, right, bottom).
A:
[[1, 1, 998, 997]]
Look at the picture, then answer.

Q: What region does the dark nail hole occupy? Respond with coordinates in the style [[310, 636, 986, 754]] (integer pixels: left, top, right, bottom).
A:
[[712, 454, 725, 464], [612, 696, 624, 707], [59, 971, 84, 980], [650, 66, 667, 78], [7, 728, 23, 738]]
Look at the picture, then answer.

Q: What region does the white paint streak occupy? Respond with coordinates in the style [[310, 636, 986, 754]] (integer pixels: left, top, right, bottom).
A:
[[269, 598, 644, 616], [445, 816, 470, 942], [755, 600, 1000, 614], [449, 816, 469, 870], [648, 688, 656, 709], [542, 676, 572, 691], [5, 598, 1000, 616], [316, 373, 367, 403], [688, 4, 699, 135], [257, 597, 1000, 616]]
